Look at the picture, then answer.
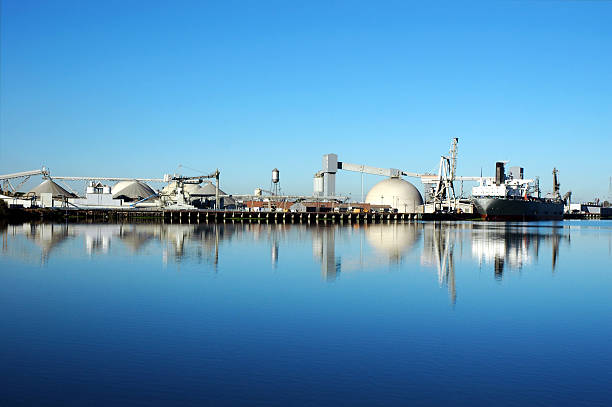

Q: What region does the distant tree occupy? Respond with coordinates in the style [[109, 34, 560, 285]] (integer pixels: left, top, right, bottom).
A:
[[604, 201, 610, 208]]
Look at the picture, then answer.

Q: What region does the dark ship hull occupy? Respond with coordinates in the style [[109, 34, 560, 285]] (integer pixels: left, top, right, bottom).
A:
[[472, 198, 564, 221]]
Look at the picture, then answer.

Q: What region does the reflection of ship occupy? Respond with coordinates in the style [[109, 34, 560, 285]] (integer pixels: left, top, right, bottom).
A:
[[472, 163, 564, 221], [470, 224, 565, 279], [419, 222, 569, 302]]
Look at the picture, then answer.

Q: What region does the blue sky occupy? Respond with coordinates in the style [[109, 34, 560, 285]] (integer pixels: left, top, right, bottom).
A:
[[1, 0, 611, 202]]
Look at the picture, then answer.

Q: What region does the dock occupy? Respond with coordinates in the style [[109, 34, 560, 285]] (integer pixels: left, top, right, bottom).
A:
[[19, 208, 480, 223], [6, 207, 610, 224]]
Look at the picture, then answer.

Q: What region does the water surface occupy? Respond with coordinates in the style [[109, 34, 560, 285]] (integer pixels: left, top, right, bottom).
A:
[[1, 221, 611, 406]]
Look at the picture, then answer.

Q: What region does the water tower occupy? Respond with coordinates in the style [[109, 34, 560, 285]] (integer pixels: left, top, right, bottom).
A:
[[271, 168, 281, 196]]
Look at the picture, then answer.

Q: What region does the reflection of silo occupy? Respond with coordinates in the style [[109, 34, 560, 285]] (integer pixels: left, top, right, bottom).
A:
[[365, 223, 421, 263], [312, 230, 323, 261], [322, 227, 339, 281], [312, 227, 340, 281], [271, 242, 279, 267]]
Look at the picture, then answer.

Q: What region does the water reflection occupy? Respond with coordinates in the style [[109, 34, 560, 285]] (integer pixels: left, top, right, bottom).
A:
[[311, 227, 339, 281], [469, 223, 565, 278], [1, 221, 576, 303], [421, 223, 459, 304]]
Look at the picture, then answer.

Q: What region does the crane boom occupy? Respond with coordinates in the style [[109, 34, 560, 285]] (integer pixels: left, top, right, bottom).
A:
[[51, 176, 165, 182], [0, 167, 50, 193], [338, 161, 426, 179], [0, 168, 49, 180], [338, 162, 402, 178], [169, 169, 221, 209]]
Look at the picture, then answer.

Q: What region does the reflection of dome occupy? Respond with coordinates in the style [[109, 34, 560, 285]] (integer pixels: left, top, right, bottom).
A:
[[365, 178, 423, 212], [365, 223, 421, 261], [120, 231, 154, 252]]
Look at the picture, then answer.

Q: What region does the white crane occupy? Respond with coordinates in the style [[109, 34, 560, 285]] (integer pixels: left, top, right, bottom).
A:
[[163, 170, 221, 209]]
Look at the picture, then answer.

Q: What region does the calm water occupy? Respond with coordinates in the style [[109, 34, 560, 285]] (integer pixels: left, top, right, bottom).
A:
[[1, 220, 611, 406]]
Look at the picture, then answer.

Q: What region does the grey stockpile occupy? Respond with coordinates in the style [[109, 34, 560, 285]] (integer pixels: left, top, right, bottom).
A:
[[28, 179, 75, 198]]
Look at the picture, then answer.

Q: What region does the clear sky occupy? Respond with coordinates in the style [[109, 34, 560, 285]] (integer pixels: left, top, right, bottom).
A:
[[1, 0, 611, 202]]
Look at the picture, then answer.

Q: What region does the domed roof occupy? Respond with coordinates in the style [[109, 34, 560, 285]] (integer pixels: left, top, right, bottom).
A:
[[365, 177, 423, 212], [112, 180, 156, 200], [28, 179, 75, 198]]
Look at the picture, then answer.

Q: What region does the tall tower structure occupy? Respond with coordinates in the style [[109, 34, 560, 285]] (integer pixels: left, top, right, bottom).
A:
[[271, 168, 280, 196]]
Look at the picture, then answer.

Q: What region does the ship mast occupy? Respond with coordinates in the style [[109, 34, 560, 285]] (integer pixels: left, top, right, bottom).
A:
[[552, 168, 561, 200]]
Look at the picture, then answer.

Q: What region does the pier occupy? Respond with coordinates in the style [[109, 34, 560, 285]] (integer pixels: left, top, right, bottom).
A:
[[20, 208, 482, 223], [7, 207, 610, 223], [71, 209, 425, 223]]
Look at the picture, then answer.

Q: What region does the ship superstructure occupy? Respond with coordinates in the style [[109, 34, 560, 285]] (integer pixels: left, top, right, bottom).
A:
[[471, 163, 563, 221]]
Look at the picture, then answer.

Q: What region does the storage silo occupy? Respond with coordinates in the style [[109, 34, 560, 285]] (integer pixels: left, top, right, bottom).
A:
[[365, 178, 423, 213], [313, 174, 324, 197]]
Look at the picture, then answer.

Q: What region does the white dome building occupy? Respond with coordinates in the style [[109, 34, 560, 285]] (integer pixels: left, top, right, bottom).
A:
[[365, 178, 423, 213]]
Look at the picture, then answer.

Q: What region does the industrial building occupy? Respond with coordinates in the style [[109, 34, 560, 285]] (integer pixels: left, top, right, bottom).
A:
[[2, 138, 597, 220]]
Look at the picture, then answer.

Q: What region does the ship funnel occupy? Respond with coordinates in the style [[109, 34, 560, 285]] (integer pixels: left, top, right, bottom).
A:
[[495, 162, 505, 186]]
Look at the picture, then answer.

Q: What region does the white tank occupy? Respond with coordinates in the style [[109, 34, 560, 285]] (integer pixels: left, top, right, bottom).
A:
[[365, 178, 423, 212], [313, 175, 324, 196], [272, 168, 280, 184]]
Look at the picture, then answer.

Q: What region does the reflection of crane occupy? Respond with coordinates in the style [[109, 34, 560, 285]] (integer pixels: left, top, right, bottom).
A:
[[427, 223, 457, 305], [437, 227, 456, 305]]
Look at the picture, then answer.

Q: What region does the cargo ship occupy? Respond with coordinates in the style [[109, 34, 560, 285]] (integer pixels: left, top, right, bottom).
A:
[[471, 163, 564, 221]]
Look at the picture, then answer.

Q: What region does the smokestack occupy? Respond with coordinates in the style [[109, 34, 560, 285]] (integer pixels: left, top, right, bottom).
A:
[[495, 162, 505, 186]]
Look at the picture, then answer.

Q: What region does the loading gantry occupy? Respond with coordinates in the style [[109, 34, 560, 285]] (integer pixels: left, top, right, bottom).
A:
[[313, 138, 463, 213]]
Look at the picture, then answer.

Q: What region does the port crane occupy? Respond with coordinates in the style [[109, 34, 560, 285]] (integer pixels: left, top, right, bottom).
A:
[[163, 170, 221, 209]]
